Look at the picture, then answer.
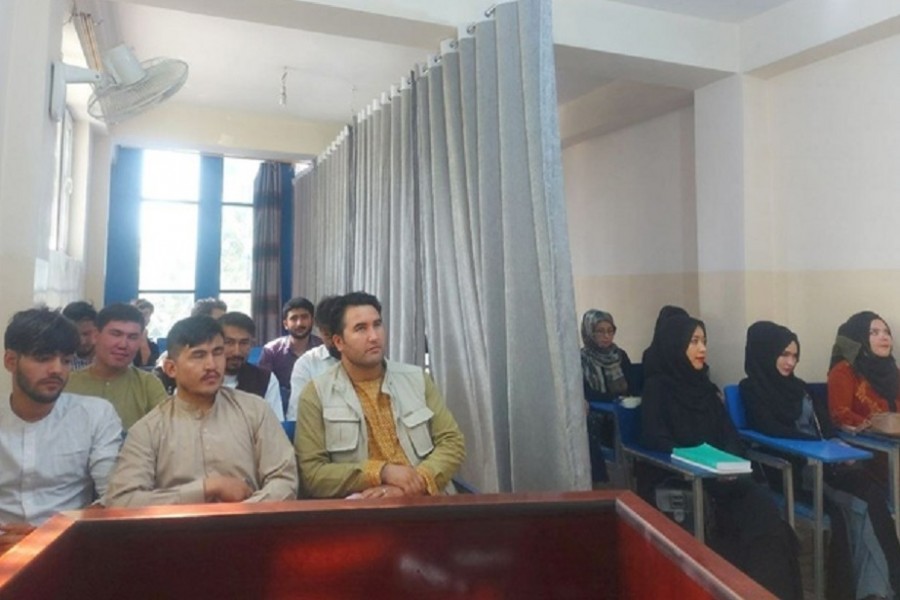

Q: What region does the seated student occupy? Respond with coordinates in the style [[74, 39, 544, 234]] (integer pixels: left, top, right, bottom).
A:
[[580, 309, 632, 483], [742, 320, 900, 600], [132, 298, 159, 368], [65, 303, 168, 430], [61, 300, 98, 371], [104, 316, 298, 507], [0, 308, 123, 551], [287, 296, 341, 422], [640, 305, 689, 379], [260, 297, 322, 389], [296, 292, 465, 499], [828, 311, 900, 430], [639, 314, 802, 600], [219, 312, 284, 420]]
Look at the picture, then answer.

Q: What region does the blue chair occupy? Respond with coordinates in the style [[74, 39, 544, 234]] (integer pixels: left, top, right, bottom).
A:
[[282, 420, 296, 443], [723, 384, 872, 600], [609, 401, 725, 543], [248, 346, 262, 365], [811, 380, 900, 539]]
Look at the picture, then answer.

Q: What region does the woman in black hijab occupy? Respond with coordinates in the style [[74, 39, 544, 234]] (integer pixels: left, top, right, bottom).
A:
[[742, 321, 900, 600], [640, 315, 801, 600], [641, 305, 689, 380]]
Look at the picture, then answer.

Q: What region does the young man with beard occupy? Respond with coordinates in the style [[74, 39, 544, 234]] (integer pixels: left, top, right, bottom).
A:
[[219, 312, 284, 420], [105, 316, 298, 507], [0, 308, 123, 551], [286, 295, 341, 421], [65, 303, 167, 430], [259, 297, 321, 389], [296, 292, 465, 499], [61, 300, 97, 371]]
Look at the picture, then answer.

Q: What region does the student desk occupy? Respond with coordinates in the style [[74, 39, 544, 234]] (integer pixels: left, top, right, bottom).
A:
[[0, 491, 773, 599], [838, 429, 900, 536]]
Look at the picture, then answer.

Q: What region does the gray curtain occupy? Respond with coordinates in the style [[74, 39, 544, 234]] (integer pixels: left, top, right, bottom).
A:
[[292, 0, 589, 493], [252, 161, 287, 342]]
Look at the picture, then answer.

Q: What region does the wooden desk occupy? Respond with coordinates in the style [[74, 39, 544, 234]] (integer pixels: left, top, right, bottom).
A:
[[0, 491, 771, 599]]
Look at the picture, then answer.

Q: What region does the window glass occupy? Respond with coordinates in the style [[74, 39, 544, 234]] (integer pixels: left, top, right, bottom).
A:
[[219, 292, 251, 318], [139, 202, 198, 290], [220, 205, 253, 290], [222, 157, 261, 204], [141, 149, 200, 201], [138, 292, 195, 341]]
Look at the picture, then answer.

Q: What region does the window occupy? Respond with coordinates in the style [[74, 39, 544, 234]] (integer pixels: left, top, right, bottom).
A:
[[220, 157, 260, 317], [50, 108, 74, 252], [136, 150, 257, 339]]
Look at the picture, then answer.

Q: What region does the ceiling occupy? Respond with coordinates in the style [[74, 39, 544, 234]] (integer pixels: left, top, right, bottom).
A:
[[608, 0, 793, 22], [66, 0, 795, 142]]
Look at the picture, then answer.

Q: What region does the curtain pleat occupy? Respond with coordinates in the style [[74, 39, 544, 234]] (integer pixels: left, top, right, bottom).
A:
[[291, 0, 589, 493], [252, 161, 290, 343]]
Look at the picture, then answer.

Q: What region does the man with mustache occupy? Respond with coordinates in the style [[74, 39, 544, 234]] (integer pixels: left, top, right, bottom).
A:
[[61, 300, 97, 371], [259, 297, 322, 389], [296, 292, 465, 499], [286, 295, 341, 421], [0, 308, 123, 551], [104, 315, 298, 507], [65, 303, 167, 430], [218, 311, 283, 420]]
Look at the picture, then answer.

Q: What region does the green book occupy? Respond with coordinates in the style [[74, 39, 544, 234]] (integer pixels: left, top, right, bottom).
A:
[[671, 443, 751, 474]]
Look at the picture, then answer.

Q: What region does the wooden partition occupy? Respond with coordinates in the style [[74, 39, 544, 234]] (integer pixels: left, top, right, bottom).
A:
[[0, 491, 771, 599]]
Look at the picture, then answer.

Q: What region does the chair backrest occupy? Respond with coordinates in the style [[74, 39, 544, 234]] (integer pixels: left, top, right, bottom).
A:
[[248, 346, 263, 365], [806, 382, 828, 406], [626, 362, 645, 396], [613, 403, 642, 447], [722, 384, 747, 429]]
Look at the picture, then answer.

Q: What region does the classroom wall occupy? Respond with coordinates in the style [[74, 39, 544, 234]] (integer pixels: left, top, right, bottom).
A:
[[563, 106, 699, 359], [761, 32, 900, 382], [0, 0, 71, 399]]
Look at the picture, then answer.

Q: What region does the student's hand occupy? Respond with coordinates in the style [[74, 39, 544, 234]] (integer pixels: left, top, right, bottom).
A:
[[380, 464, 426, 496], [349, 484, 405, 500], [0, 523, 35, 554], [204, 476, 253, 502]]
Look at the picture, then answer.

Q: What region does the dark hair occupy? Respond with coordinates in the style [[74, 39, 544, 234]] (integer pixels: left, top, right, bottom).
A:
[[5, 307, 80, 356], [96, 303, 145, 332], [191, 298, 228, 318], [133, 298, 154, 312], [166, 316, 224, 360], [314, 296, 341, 333], [62, 300, 97, 324], [218, 312, 256, 337], [329, 292, 382, 336], [282, 297, 315, 320]]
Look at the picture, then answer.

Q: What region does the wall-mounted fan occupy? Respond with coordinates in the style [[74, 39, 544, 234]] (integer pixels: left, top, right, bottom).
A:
[[50, 44, 188, 125]]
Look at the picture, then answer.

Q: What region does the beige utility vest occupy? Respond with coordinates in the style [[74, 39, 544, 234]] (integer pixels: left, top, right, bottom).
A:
[[313, 360, 436, 467]]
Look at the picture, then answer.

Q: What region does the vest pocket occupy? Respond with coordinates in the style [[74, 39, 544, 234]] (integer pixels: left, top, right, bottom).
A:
[[401, 407, 435, 458], [323, 407, 361, 453]]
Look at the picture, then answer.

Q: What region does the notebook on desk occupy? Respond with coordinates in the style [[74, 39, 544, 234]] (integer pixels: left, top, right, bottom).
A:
[[672, 443, 752, 474]]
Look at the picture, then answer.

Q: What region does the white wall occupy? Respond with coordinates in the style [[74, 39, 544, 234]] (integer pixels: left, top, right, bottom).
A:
[[563, 105, 697, 358], [760, 32, 900, 381], [0, 0, 70, 398]]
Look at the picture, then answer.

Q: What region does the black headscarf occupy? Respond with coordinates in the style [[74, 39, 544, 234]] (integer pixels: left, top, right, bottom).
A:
[[741, 321, 807, 424], [654, 314, 719, 410], [830, 311, 898, 410], [642, 305, 689, 379]]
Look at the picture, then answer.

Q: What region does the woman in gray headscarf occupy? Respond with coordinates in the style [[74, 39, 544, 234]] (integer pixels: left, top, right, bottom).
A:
[[581, 309, 633, 401], [581, 310, 633, 483]]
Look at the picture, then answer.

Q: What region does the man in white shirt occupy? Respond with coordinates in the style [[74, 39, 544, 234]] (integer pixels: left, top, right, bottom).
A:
[[218, 312, 284, 420], [105, 315, 297, 507], [0, 307, 123, 551], [287, 295, 341, 421]]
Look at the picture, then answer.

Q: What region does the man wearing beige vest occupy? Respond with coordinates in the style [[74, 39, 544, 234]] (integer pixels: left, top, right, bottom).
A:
[[296, 292, 465, 499]]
